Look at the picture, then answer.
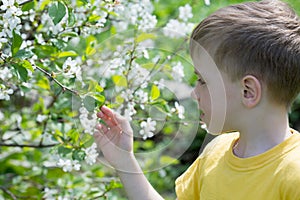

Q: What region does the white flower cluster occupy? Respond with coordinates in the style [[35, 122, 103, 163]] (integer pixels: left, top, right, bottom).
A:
[[171, 61, 185, 82], [0, 0, 22, 42], [84, 143, 99, 165], [36, 114, 48, 123], [139, 118, 156, 140], [0, 110, 4, 121], [163, 4, 194, 38], [70, 0, 110, 36], [0, 84, 13, 101], [57, 159, 81, 172], [171, 102, 185, 119], [79, 106, 97, 135], [43, 188, 69, 200], [61, 57, 82, 82], [113, 0, 157, 32], [0, 67, 13, 81]]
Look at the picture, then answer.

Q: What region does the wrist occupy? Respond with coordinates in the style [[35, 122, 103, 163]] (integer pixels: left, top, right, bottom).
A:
[[115, 154, 142, 175]]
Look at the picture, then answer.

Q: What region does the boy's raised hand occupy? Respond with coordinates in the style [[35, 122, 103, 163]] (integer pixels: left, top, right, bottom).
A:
[[94, 105, 134, 170]]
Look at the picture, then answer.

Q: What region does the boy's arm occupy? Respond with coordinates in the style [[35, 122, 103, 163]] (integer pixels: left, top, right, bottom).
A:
[[94, 106, 164, 200]]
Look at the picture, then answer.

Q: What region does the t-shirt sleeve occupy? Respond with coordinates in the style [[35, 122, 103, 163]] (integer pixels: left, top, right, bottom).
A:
[[175, 157, 201, 200]]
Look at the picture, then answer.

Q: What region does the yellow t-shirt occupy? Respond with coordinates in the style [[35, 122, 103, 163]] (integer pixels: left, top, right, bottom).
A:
[[175, 130, 300, 200]]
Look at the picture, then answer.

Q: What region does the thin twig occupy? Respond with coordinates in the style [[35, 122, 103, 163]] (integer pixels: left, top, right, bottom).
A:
[[0, 187, 17, 200], [35, 65, 80, 96], [0, 143, 59, 148]]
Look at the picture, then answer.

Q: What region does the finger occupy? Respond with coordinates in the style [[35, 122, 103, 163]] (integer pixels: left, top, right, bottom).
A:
[[100, 105, 114, 118], [95, 123, 110, 134], [98, 106, 119, 126]]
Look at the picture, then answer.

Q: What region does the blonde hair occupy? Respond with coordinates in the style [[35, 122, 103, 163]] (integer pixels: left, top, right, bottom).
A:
[[191, 0, 300, 105]]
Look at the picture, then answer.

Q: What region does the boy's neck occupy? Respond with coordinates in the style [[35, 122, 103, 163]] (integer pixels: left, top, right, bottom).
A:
[[233, 107, 292, 158]]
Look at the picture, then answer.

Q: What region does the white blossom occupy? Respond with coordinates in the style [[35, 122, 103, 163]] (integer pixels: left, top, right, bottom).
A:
[[57, 159, 73, 172], [56, 159, 81, 172], [43, 188, 58, 200], [61, 57, 82, 81], [139, 118, 156, 140], [171, 102, 185, 119], [179, 4, 193, 22], [154, 79, 165, 90], [204, 0, 211, 6], [84, 143, 99, 165], [0, 0, 15, 10], [135, 89, 148, 104], [113, 0, 157, 32], [36, 114, 48, 123], [0, 111, 4, 121], [79, 106, 97, 135], [0, 67, 13, 80], [128, 64, 150, 88], [163, 19, 194, 39], [171, 62, 185, 82], [72, 160, 81, 171], [0, 85, 13, 101], [123, 102, 136, 121]]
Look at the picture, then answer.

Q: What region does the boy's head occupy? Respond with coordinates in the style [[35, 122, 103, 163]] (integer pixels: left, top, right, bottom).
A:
[[190, 0, 300, 106]]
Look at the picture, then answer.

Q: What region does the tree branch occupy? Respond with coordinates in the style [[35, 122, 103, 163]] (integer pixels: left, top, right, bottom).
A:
[[35, 65, 80, 96], [0, 187, 17, 200], [0, 143, 59, 148]]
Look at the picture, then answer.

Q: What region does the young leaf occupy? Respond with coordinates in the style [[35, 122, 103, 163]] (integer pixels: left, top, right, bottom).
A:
[[48, 2, 66, 25], [12, 63, 28, 82], [21, 60, 34, 72], [68, 8, 76, 27], [72, 149, 86, 161], [36, 76, 50, 90], [83, 95, 97, 112], [112, 75, 127, 87], [150, 85, 160, 100], [11, 30, 23, 56], [56, 51, 78, 58]]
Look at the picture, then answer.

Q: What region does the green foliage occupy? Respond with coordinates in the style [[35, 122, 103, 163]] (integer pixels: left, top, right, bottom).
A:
[[0, 0, 299, 199]]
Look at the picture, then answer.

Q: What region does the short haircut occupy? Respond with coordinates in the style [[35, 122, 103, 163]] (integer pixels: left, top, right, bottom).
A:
[[191, 0, 300, 106]]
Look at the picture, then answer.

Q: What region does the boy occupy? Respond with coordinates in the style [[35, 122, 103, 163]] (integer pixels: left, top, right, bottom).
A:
[[94, 0, 300, 199]]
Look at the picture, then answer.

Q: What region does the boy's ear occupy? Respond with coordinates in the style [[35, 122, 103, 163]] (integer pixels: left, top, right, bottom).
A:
[[241, 75, 262, 108]]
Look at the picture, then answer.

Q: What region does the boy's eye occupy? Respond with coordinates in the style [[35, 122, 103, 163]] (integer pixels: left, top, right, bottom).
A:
[[197, 78, 206, 85]]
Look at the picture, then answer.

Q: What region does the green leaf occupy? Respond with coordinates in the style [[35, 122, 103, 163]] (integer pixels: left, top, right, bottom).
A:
[[150, 85, 160, 100], [12, 63, 28, 82], [68, 8, 76, 27], [48, 2, 66, 25], [56, 51, 78, 58], [67, 129, 80, 143], [72, 149, 86, 161], [11, 30, 23, 56], [22, 1, 35, 11], [83, 95, 97, 112], [21, 60, 34, 72], [92, 94, 105, 107], [135, 33, 156, 43], [150, 99, 171, 115], [112, 75, 127, 87], [58, 146, 72, 156], [88, 80, 103, 93], [33, 45, 58, 58], [59, 32, 78, 37], [159, 155, 179, 165], [36, 76, 50, 90], [14, 49, 33, 59]]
